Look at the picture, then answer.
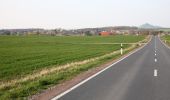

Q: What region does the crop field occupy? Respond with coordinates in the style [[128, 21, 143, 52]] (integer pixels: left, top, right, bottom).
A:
[[0, 35, 146, 99]]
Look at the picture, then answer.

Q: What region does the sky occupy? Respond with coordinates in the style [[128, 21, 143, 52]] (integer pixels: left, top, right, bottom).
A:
[[0, 0, 170, 29]]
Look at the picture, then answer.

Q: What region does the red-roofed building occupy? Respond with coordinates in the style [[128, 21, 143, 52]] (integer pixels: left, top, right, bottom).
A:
[[99, 31, 111, 36]]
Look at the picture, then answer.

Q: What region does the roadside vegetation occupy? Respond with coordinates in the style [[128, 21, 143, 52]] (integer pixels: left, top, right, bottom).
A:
[[0, 35, 146, 99], [162, 35, 170, 43], [161, 35, 170, 46]]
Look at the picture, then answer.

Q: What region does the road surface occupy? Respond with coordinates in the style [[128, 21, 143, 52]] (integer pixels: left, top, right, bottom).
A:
[[54, 36, 170, 100]]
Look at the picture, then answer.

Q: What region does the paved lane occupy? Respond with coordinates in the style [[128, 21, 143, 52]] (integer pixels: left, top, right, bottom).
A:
[[53, 36, 170, 100]]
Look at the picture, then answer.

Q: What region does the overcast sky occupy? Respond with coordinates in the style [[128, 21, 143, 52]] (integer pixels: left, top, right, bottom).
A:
[[0, 0, 170, 29]]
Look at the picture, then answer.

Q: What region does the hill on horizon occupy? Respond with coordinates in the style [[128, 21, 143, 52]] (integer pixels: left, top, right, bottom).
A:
[[139, 23, 162, 29]]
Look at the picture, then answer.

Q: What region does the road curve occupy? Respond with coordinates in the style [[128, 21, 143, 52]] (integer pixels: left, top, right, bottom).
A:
[[53, 36, 170, 100]]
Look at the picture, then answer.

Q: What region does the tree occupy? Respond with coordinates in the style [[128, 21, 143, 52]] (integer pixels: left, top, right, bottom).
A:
[[85, 31, 92, 36], [3, 31, 11, 35]]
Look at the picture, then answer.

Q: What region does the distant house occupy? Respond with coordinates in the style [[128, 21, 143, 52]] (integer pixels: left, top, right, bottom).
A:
[[99, 31, 111, 36]]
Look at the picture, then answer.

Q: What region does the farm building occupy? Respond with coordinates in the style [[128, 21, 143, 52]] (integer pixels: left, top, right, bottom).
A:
[[99, 31, 111, 36]]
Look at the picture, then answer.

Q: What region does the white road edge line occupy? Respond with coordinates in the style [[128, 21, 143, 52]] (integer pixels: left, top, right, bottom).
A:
[[155, 53, 156, 56], [51, 37, 152, 100], [154, 69, 158, 77], [155, 58, 157, 62]]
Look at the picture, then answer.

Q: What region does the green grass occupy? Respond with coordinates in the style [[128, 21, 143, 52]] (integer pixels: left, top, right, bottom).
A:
[[0, 35, 146, 99], [162, 35, 170, 41], [0, 44, 137, 100], [162, 35, 170, 46], [0, 35, 145, 81]]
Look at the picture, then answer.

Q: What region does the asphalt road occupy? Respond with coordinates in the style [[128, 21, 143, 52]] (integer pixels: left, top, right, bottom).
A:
[[55, 36, 170, 100]]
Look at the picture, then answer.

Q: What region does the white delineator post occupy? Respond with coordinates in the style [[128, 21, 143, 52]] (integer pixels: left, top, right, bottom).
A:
[[121, 43, 123, 55]]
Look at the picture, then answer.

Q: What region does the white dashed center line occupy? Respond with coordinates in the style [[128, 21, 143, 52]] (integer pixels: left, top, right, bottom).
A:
[[154, 69, 158, 77]]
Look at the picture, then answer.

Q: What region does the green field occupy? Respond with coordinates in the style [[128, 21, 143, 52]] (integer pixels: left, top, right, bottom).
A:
[[0, 35, 146, 99], [162, 35, 170, 41], [0, 35, 144, 81]]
